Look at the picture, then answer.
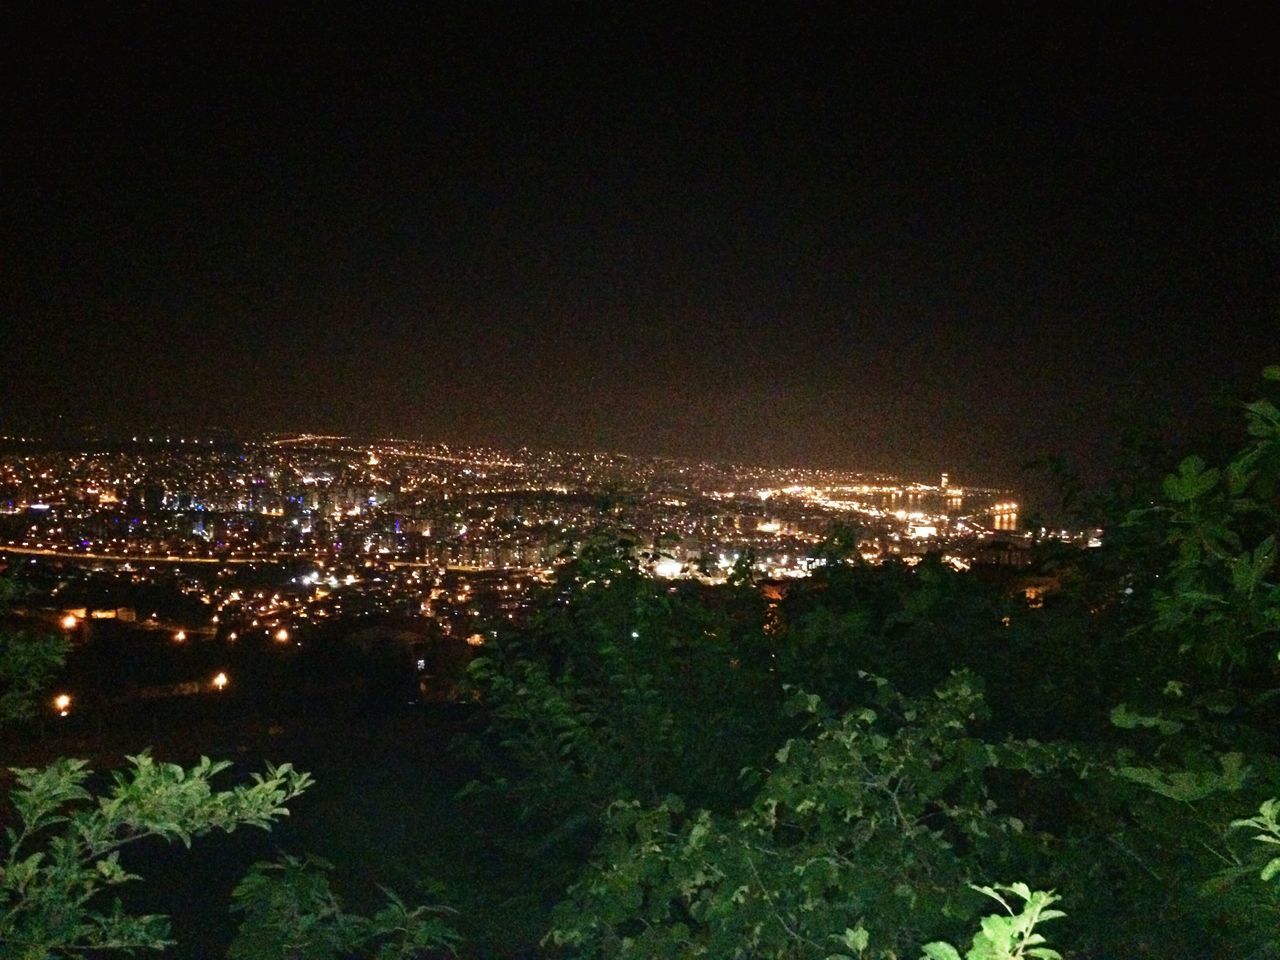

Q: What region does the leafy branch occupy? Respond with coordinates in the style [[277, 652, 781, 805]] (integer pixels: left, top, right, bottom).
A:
[[1, 752, 313, 958]]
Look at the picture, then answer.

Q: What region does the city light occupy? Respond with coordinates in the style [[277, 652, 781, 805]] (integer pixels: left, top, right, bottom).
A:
[[0, 435, 1065, 665], [653, 558, 683, 578], [52, 693, 72, 716], [212, 671, 229, 691]]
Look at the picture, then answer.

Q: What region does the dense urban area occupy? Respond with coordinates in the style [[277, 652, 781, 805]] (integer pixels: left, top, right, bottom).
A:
[[0, 435, 1057, 711]]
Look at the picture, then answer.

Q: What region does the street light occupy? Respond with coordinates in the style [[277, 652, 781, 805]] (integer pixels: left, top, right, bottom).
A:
[[52, 693, 72, 716], [212, 671, 229, 691], [61, 614, 78, 630]]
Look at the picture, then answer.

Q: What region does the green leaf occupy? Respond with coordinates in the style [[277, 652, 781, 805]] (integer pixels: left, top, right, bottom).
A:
[[920, 943, 962, 960], [835, 923, 868, 952], [1110, 704, 1184, 734], [1163, 456, 1220, 502], [1118, 753, 1249, 801]]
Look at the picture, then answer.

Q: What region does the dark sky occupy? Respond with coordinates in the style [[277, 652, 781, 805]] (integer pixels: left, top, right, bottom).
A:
[[3, 6, 1276, 484]]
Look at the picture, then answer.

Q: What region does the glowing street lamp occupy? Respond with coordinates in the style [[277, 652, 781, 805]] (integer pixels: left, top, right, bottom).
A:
[[61, 614, 78, 630], [174, 629, 187, 643], [274, 627, 289, 643], [212, 671, 229, 691], [52, 693, 72, 716]]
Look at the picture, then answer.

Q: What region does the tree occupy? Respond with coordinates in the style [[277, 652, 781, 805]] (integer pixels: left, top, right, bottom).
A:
[[547, 673, 1061, 959], [229, 854, 459, 960], [0, 578, 69, 727], [920, 884, 1066, 960], [467, 534, 784, 834], [1, 752, 312, 958]]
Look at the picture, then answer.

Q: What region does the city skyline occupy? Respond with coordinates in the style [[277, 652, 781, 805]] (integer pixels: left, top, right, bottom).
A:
[[0, 431, 1036, 681], [0, 428, 1006, 492]]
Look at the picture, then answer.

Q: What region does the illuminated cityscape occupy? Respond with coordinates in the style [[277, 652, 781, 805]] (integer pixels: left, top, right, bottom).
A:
[[0, 434, 1060, 649]]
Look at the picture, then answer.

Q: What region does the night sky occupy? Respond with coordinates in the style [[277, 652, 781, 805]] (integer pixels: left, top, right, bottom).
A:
[[4, 6, 1276, 485]]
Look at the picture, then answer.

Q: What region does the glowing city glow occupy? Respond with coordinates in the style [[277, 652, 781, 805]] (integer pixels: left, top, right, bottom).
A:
[[653, 558, 683, 578]]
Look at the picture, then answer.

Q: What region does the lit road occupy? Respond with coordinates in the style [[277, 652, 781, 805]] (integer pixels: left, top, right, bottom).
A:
[[0, 544, 536, 573], [1, 545, 252, 564]]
